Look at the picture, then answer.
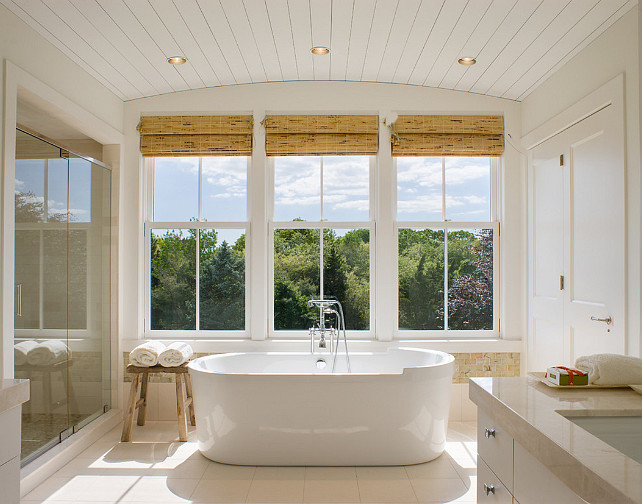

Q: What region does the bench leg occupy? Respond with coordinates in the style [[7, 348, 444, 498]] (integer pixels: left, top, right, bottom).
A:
[[43, 370, 52, 416], [184, 373, 196, 426], [175, 374, 188, 442], [121, 374, 140, 442], [137, 372, 149, 426], [63, 367, 80, 416]]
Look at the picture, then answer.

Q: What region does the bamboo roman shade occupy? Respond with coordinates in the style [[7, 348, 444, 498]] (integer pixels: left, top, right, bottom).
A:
[[264, 115, 378, 156], [138, 115, 253, 157], [390, 115, 504, 156]]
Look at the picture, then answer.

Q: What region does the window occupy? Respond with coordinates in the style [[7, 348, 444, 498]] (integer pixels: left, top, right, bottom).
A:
[[269, 156, 373, 335], [396, 157, 498, 335], [145, 157, 248, 335]]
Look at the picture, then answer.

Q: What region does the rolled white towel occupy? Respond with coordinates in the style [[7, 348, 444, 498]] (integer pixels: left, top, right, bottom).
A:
[[575, 353, 642, 385], [27, 340, 71, 366], [158, 342, 194, 367], [129, 341, 166, 367], [14, 340, 39, 366]]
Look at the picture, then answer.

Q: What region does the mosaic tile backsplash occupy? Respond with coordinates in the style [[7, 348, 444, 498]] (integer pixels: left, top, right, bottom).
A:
[[124, 351, 520, 384]]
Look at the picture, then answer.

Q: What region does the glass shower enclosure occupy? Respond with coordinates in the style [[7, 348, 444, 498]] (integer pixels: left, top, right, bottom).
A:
[[14, 129, 111, 464]]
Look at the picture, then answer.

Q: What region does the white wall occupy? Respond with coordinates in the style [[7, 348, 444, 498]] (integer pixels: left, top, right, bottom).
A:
[[122, 81, 525, 354], [0, 2, 124, 379], [521, 8, 641, 358]]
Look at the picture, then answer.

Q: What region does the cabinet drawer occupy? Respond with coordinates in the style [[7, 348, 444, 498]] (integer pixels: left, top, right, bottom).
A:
[[477, 409, 514, 491], [0, 408, 20, 466], [478, 456, 513, 504], [513, 441, 588, 504]]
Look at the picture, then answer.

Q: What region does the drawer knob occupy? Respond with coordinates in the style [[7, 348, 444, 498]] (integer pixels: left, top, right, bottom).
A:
[[484, 428, 496, 438], [483, 483, 496, 496]]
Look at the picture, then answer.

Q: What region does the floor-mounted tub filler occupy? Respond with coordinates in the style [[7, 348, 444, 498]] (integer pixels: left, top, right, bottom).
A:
[[188, 300, 454, 466]]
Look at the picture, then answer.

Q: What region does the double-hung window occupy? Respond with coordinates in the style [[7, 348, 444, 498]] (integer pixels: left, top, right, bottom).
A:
[[145, 156, 249, 336], [396, 156, 499, 336], [269, 156, 374, 336]]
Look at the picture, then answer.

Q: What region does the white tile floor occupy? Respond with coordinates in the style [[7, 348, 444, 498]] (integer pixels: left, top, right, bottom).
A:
[[21, 421, 478, 504]]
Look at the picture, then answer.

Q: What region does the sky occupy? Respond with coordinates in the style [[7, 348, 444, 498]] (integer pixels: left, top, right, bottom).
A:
[[397, 157, 491, 222], [16, 154, 490, 230]]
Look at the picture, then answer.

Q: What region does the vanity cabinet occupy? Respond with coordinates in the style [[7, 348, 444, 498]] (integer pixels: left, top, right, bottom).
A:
[[477, 409, 587, 504], [0, 380, 29, 504]]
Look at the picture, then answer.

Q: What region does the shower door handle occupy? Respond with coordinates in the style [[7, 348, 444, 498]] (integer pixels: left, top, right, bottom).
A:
[[15, 283, 22, 317]]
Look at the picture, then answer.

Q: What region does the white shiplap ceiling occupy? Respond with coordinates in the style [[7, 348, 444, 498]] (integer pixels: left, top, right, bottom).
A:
[[2, 0, 636, 102]]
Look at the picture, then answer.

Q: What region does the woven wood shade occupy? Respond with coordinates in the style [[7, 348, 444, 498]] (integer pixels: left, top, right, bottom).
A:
[[391, 115, 504, 156], [138, 115, 253, 157], [264, 115, 378, 156]]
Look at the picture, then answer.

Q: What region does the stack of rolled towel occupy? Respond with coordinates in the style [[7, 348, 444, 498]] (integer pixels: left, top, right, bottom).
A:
[[575, 353, 642, 385], [14, 340, 72, 366], [129, 341, 194, 367]]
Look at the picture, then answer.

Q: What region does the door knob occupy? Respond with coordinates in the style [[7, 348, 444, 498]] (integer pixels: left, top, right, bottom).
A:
[[590, 316, 612, 325]]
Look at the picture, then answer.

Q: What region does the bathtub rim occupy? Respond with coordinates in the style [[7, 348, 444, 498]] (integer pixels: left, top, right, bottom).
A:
[[187, 346, 454, 377]]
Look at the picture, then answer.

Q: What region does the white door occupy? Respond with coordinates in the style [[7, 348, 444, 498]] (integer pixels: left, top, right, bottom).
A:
[[529, 133, 566, 371], [528, 105, 625, 370], [564, 107, 625, 361]]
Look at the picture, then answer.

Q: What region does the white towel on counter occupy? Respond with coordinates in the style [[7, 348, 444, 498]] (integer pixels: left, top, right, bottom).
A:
[[575, 353, 642, 385], [158, 342, 194, 367], [14, 340, 39, 366], [26, 340, 71, 366], [129, 341, 166, 367]]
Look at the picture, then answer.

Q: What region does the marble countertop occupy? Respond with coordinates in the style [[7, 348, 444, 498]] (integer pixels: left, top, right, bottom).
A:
[[470, 376, 642, 504], [0, 379, 29, 414]]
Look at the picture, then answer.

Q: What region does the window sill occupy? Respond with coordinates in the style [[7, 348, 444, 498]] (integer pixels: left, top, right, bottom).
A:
[[121, 337, 522, 354]]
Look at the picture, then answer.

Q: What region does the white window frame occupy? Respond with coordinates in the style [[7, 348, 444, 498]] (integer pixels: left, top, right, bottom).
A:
[[394, 156, 500, 338], [267, 156, 376, 340], [143, 157, 250, 339]]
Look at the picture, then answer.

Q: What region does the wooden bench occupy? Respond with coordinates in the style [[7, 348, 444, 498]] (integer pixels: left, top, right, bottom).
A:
[[15, 358, 79, 416], [121, 363, 195, 442]]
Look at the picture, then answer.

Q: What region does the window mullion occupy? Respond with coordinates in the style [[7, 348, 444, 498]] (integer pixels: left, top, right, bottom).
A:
[[444, 226, 449, 331], [196, 157, 202, 332], [198, 157, 203, 221], [441, 157, 446, 222], [319, 157, 324, 300]]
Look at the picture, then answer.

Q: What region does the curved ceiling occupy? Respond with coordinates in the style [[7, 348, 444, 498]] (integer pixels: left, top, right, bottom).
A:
[[1, 0, 636, 102]]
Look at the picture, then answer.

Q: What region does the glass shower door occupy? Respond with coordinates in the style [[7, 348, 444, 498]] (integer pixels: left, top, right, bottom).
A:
[[14, 130, 111, 464], [67, 154, 111, 432], [14, 130, 70, 462]]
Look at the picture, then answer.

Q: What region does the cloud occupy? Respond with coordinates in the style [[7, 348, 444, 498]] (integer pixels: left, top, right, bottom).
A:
[[156, 157, 199, 175], [274, 157, 370, 219], [396, 157, 490, 190], [331, 199, 369, 212], [397, 196, 442, 215], [445, 195, 487, 208]]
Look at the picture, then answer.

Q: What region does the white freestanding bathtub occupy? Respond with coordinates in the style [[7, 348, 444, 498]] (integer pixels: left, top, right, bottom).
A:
[[188, 348, 454, 466]]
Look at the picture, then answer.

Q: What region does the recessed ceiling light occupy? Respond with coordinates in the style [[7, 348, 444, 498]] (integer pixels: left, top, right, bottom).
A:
[[458, 57, 476, 66], [311, 46, 330, 55], [167, 56, 187, 65]]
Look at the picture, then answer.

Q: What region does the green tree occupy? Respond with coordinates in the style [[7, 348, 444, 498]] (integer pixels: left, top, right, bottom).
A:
[[200, 240, 245, 330], [445, 229, 493, 330], [398, 229, 445, 330], [273, 227, 320, 329], [150, 230, 197, 330]]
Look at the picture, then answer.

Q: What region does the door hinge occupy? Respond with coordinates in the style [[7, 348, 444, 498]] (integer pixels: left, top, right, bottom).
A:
[[559, 275, 565, 290], [559, 154, 564, 166]]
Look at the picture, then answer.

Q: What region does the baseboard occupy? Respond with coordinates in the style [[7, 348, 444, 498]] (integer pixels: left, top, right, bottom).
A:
[[20, 409, 123, 497]]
